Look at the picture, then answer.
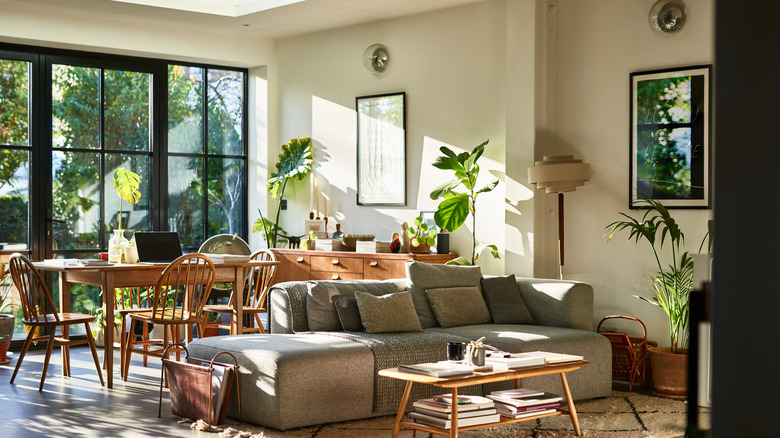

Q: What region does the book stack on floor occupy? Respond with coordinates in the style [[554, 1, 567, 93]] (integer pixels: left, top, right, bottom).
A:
[[408, 394, 500, 429], [487, 388, 563, 419]]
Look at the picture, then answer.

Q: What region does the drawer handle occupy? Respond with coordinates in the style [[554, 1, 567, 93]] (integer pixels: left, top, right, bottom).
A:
[[331, 258, 340, 265], [296, 257, 305, 263], [331, 273, 340, 280], [369, 261, 378, 267]]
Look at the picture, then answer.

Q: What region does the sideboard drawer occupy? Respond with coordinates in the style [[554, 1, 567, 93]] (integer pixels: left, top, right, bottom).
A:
[[310, 255, 363, 274], [363, 258, 408, 280], [273, 253, 311, 283], [310, 271, 363, 281]]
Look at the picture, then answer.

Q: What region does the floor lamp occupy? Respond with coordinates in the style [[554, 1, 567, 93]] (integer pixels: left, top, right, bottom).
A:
[[528, 155, 590, 279]]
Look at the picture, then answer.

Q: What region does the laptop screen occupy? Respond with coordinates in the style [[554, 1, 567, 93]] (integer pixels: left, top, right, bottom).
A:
[[133, 231, 183, 264]]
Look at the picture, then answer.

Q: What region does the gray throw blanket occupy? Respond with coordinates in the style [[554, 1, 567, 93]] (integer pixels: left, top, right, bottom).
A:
[[313, 331, 483, 413]]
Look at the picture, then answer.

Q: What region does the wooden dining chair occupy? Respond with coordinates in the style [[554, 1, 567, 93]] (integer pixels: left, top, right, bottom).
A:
[[122, 253, 215, 381], [203, 249, 277, 335], [7, 253, 104, 391]]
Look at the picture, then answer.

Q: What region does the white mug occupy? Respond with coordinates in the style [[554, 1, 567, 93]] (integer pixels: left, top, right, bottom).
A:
[[124, 246, 139, 264]]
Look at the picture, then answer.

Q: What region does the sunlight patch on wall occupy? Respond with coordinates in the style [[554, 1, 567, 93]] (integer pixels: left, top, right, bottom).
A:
[[312, 95, 357, 220]]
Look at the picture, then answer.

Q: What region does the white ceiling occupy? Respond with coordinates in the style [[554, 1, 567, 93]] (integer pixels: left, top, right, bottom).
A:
[[4, 0, 485, 38]]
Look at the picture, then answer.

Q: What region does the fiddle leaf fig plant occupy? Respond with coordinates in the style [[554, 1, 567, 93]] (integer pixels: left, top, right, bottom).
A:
[[113, 168, 141, 230], [429, 140, 500, 265], [254, 137, 313, 248]]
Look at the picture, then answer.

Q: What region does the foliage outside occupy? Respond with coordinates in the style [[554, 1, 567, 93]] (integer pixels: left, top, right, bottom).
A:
[[429, 140, 500, 265], [406, 216, 437, 248], [606, 196, 712, 354], [253, 137, 313, 248]]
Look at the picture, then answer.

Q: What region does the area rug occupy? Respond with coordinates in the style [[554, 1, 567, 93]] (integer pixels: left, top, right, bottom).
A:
[[204, 391, 711, 438]]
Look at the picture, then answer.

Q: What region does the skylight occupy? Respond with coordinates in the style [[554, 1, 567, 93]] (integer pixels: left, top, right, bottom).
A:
[[110, 0, 305, 17]]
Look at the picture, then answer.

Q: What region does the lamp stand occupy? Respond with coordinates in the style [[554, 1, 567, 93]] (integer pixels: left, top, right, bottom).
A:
[[557, 192, 564, 279]]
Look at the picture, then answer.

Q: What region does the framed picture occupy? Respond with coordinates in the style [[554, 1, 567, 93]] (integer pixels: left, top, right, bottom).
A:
[[629, 65, 712, 208], [356, 92, 406, 206], [419, 211, 438, 232], [304, 219, 327, 239]]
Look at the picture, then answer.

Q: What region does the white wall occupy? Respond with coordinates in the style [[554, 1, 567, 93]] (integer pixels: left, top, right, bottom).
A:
[[544, 0, 714, 345], [274, 0, 529, 275]]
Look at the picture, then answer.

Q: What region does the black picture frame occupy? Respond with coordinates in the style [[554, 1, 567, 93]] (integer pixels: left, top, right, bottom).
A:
[[356, 92, 406, 206], [629, 65, 712, 208]]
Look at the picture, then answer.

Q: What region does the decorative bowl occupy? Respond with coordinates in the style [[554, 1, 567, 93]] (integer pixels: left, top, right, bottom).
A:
[[340, 234, 375, 251]]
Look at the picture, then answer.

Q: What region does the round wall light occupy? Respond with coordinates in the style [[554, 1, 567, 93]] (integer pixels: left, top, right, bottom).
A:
[[649, 0, 687, 37], [363, 44, 390, 76]]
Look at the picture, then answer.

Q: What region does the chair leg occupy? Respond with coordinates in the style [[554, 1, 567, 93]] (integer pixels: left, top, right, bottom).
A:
[[39, 330, 57, 391], [62, 325, 71, 377], [254, 314, 266, 334], [123, 319, 136, 381], [84, 322, 105, 387], [10, 328, 36, 384]]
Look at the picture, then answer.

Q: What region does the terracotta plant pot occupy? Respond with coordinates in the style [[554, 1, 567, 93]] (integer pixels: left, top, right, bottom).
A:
[[409, 243, 431, 254], [0, 341, 10, 364], [648, 346, 688, 400]]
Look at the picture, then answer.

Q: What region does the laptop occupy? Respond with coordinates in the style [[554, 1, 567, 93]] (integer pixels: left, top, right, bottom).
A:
[[133, 231, 184, 264]]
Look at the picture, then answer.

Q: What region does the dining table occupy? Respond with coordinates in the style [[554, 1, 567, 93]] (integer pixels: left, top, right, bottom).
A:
[[34, 259, 279, 389]]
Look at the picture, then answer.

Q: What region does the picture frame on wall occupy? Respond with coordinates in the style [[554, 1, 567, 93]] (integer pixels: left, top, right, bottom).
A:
[[629, 65, 712, 208], [356, 92, 406, 206]]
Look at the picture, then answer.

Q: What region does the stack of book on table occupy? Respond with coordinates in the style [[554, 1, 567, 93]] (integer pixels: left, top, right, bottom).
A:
[[355, 240, 391, 253], [315, 239, 346, 251], [484, 352, 546, 370], [397, 361, 473, 378], [408, 394, 500, 429], [487, 388, 563, 419]]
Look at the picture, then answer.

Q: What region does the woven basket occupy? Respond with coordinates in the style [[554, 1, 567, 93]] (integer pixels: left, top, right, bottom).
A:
[[597, 315, 657, 392]]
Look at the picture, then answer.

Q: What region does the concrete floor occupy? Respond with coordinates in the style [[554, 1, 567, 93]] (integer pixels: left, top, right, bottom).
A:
[[0, 344, 226, 438]]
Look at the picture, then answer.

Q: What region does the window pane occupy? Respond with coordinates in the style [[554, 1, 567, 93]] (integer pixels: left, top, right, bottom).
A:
[[105, 70, 151, 151], [0, 59, 30, 146], [207, 158, 244, 237], [53, 64, 99, 149], [168, 65, 203, 153], [52, 151, 100, 249], [105, 154, 151, 236], [168, 156, 203, 247], [0, 149, 29, 249], [207, 69, 243, 155]]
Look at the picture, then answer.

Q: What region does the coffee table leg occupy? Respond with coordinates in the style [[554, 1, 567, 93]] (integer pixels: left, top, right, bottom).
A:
[[560, 372, 581, 436], [392, 380, 413, 438], [450, 387, 459, 438]]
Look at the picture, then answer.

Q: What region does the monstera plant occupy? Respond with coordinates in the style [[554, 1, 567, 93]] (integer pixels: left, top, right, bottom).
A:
[[429, 140, 500, 265], [254, 137, 313, 248]]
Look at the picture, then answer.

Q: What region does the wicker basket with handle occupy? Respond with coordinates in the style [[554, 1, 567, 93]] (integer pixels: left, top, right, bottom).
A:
[[597, 314, 657, 392]]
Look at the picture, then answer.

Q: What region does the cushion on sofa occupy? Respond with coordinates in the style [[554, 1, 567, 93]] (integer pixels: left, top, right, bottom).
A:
[[426, 286, 492, 328], [331, 295, 363, 332], [306, 280, 399, 331], [355, 291, 423, 334], [406, 261, 483, 328], [481, 274, 534, 324]]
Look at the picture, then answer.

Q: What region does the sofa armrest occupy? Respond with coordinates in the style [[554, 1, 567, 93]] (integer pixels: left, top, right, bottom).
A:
[[269, 281, 310, 334], [515, 277, 594, 331]]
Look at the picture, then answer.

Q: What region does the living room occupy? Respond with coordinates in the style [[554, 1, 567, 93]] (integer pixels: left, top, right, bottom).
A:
[[0, 0, 773, 436]]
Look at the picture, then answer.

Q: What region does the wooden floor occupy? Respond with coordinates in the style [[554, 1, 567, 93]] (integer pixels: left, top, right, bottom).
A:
[[0, 344, 207, 438]]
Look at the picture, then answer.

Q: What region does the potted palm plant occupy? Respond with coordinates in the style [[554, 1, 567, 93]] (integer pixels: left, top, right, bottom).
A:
[[606, 196, 711, 399]]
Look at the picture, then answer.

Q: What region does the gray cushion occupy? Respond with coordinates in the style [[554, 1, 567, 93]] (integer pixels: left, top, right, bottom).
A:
[[406, 261, 484, 328], [355, 291, 423, 334], [425, 286, 492, 328], [481, 274, 534, 324], [306, 280, 399, 331], [331, 295, 363, 332]]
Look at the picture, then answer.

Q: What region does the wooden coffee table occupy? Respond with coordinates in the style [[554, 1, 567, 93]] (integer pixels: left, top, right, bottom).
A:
[[378, 360, 590, 438]]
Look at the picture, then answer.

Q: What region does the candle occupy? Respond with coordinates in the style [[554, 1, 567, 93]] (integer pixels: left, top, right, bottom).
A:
[[310, 175, 314, 214], [315, 177, 319, 218], [323, 194, 327, 219]]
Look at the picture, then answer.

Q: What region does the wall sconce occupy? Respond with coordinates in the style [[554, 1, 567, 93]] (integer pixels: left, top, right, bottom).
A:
[[363, 44, 390, 77], [649, 0, 687, 37]]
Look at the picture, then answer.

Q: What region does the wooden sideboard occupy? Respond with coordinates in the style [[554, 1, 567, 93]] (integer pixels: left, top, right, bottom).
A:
[[269, 249, 457, 285]]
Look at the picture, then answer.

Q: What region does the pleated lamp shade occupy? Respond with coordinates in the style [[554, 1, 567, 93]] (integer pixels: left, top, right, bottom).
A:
[[527, 155, 590, 193]]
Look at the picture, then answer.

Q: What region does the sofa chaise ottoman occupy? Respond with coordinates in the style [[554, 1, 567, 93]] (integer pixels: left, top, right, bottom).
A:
[[187, 262, 612, 430]]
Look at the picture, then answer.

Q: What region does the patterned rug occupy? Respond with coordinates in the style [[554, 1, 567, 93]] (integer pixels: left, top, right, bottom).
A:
[[204, 390, 711, 438]]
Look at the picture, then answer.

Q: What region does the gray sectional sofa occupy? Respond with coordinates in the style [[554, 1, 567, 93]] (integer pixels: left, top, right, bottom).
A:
[[187, 261, 612, 430]]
